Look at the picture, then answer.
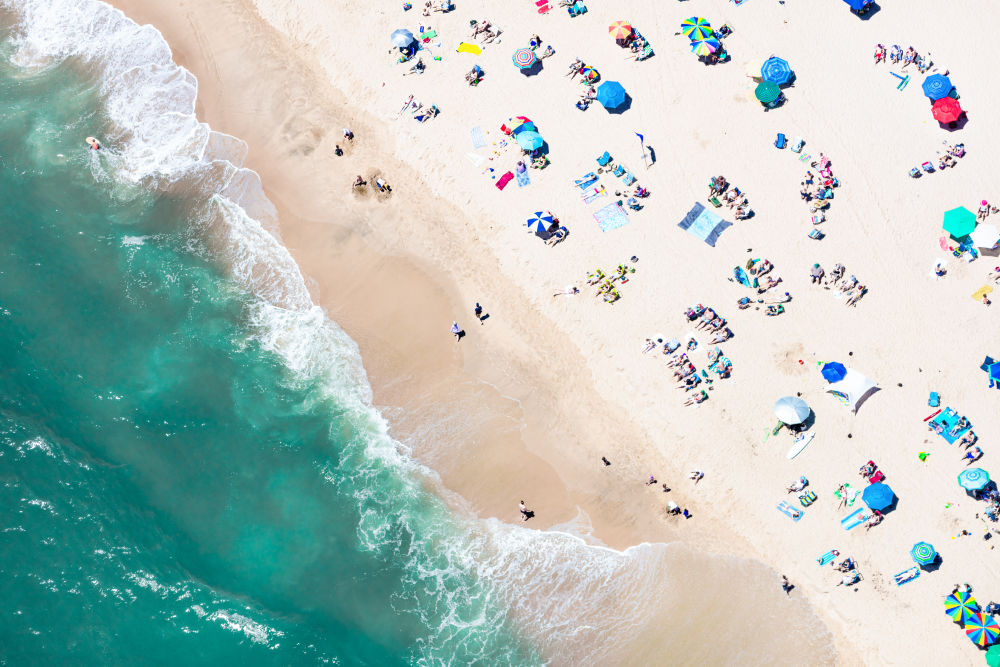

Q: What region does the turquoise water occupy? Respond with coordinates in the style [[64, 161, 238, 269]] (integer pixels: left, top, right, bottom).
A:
[[0, 17, 539, 667]]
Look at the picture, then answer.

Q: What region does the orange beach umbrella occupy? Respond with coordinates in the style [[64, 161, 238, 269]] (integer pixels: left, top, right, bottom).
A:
[[608, 21, 633, 40]]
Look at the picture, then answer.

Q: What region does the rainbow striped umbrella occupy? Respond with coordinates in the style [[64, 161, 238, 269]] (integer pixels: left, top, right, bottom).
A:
[[512, 48, 537, 69], [690, 37, 720, 57], [965, 612, 1000, 647], [608, 21, 633, 40], [580, 65, 600, 82], [945, 590, 980, 623], [681, 17, 713, 40]]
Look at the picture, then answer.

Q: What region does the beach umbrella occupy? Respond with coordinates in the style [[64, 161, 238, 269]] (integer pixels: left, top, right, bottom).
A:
[[511, 121, 537, 136], [527, 211, 554, 234], [773, 396, 810, 425], [821, 362, 847, 383], [965, 612, 1000, 647], [681, 17, 713, 40], [515, 131, 544, 151], [990, 362, 1000, 384], [910, 541, 937, 566], [761, 57, 793, 86], [391, 29, 416, 48], [932, 97, 964, 123], [755, 81, 781, 105], [596, 81, 627, 109], [862, 482, 895, 512], [512, 48, 537, 69], [970, 224, 1000, 248], [580, 65, 600, 83], [958, 468, 990, 492], [608, 21, 633, 40], [946, 590, 980, 624], [690, 37, 721, 57], [922, 74, 953, 101], [986, 644, 1000, 666], [943, 207, 977, 239], [744, 59, 765, 80]]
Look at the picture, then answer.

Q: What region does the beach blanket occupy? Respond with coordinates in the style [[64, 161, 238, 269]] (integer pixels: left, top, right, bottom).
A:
[[677, 203, 731, 247], [817, 550, 837, 565], [465, 152, 485, 166], [894, 567, 921, 586], [470, 126, 486, 148], [777, 501, 802, 522], [929, 407, 969, 443], [419, 30, 437, 40], [841, 507, 869, 531], [516, 170, 531, 187], [457, 42, 482, 55], [575, 172, 599, 189], [835, 483, 861, 507], [495, 171, 514, 190], [594, 203, 630, 232], [581, 186, 606, 204]]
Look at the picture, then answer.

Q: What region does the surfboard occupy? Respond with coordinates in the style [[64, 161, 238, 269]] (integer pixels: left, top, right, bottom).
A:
[[787, 432, 815, 460], [923, 408, 942, 422]]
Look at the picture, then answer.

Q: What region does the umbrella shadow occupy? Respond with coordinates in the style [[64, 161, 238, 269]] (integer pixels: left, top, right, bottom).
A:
[[941, 113, 970, 131], [920, 555, 943, 573], [605, 93, 633, 114], [520, 60, 544, 77]]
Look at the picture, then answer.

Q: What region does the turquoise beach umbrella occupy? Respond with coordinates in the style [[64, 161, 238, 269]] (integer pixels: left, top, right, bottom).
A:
[[516, 131, 544, 151], [958, 468, 990, 491], [910, 541, 937, 566]]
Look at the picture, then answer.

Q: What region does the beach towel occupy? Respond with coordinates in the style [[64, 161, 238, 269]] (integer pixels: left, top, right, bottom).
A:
[[594, 203, 630, 232], [678, 203, 732, 247], [835, 483, 861, 507], [581, 186, 607, 204], [777, 501, 802, 522], [929, 407, 969, 443], [841, 507, 869, 530], [470, 126, 486, 148], [465, 152, 485, 166], [575, 172, 599, 189], [894, 566, 921, 586], [516, 170, 531, 187], [419, 30, 437, 40], [457, 42, 482, 55], [973, 285, 994, 301], [817, 550, 837, 565], [495, 171, 514, 190]]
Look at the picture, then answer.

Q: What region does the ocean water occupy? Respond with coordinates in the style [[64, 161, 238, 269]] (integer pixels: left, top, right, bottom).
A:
[[0, 2, 840, 665]]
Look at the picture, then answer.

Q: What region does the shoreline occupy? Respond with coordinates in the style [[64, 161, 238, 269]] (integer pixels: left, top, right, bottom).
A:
[[104, 0, 1000, 664]]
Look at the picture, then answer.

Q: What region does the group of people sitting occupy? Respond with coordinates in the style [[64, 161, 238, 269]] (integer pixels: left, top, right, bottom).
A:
[[469, 19, 502, 44], [835, 557, 863, 587], [873, 44, 936, 74], [685, 304, 732, 342], [938, 143, 965, 171], [709, 176, 752, 220], [566, 59, 600, 109], [586, 264, 633, 303], [420, 0, 453, 15], [814, 262, 867, 307], [799, 155, 839, 210]]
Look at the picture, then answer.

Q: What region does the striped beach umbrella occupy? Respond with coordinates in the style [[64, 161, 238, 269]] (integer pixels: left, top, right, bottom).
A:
[[580, 65, 600, 82], [761, 56, 793, 86], [608, 21, 633, 40], [958, 468, 990, 492], [910, 542, 937, 566], [965, 612, 1000, 647], [512, 48, 537, 69], [946, 590, 980, 623], [690, 37, 720, 57], [681, 17, 713, 40], [527, 211, 554, 233]]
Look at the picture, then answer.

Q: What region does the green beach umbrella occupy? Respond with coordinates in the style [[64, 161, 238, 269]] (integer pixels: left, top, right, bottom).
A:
[[942, 206, 976, 239], [681, 17, 713, 40], [755, 81, 780, 104], [986, 644, 1000, 667]]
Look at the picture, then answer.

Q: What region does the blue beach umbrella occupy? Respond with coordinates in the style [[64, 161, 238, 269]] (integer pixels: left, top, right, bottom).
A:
[[990, 362, 1000, 384], [761, 57, 793, 86], [391, 29, 416, 48], [515, 131, 544, 151], [958, 468, 990, 492], [910, 541, 937, 566], [922, 74, 953, 101], [821, 362, 847, 383], [526, 211, 554, 233], [596, 81, 627, 109], [862, 482, 895, 512]]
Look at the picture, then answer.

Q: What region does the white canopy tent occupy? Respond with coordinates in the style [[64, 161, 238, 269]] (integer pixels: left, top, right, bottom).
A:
[[826, 368, 879, 413]]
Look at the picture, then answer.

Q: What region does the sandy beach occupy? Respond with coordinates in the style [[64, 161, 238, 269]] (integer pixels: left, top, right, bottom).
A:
[[106, 0, 1000, 663]]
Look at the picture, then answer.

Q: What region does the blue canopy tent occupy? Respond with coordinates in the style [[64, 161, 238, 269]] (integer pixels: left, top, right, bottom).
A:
[[761, 57, 793, 86], [922, 74, 953, 101], [596, 81, 627, 110], [821, 362, 847, 383], [863, 482, 895, 512]]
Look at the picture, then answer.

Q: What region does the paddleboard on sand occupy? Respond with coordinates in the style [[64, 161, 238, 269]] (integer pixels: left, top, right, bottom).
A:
[[787, 432, 815, 460]]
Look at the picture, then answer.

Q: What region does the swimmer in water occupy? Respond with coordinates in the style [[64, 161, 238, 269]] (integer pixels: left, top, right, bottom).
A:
[[86, 136, 100, 150]]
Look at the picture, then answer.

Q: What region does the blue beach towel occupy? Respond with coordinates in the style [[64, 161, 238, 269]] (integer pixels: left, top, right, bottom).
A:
[[817, 549, 837, 565], [594, 203, 630, 232], [841, 507, 869, 530], [894, 567, 921, 586], [470, 126, 486, 148], [929, 407, 969, 443], [678, 203, 732, 247], [575, 172, 599, 189], [777, 501, 802, 522], [516, 170, 531, 187]]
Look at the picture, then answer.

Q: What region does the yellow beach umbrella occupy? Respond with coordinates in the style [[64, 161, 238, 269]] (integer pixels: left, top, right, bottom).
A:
[[608, 21, 633, 40]]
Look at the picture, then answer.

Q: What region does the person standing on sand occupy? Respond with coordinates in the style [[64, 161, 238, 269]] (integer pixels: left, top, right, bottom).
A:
[[519, 500, 531, 521], [781, 575, 792, 595], [451, 321, 461, 340], [474, 302, 483, 322], [601, 456, 610, 466], [343, 128, 354, 141]]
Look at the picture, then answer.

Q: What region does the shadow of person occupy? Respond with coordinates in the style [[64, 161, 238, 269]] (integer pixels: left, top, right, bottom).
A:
[[456, 330, 466, 341], [523, 510, 535, 521], [479, 313, 490, 323]]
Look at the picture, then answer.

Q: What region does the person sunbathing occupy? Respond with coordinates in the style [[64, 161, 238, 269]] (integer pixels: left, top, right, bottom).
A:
[[565, 59, 582, 77], [666, 352, 687, 368], [695, 308, 716, 329], [874, 44, 886, 63], [837, 558, 855, 572], [859, 462, 876, 477], [749, 260, 772, 276], [787, 478, 806, 494], [965, 446, 984, 465], [683, 390, 708, 406], [642, 338, 657, 353], [685, 305, 706, 320], [481, 29, 502, 44], [680, 375, 701, 390], [757, 277, 782, 294], [830, 263, 846, 283], [950, 416, 970, 436], [672, 363, 695, 380], [845, 285, 866, 307], [541, 45, 555, 59], [706, 317, 726, 332], [865, 512, 883, 531], [471, 20, 491, 37], [709, 327, 732, 344], [765, 304, 784, 316]]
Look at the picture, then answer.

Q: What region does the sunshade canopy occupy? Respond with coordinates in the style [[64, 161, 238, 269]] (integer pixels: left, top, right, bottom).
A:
[[969, 224, 1000, 248], [596, 81, 627, 109], [761, 57, 793, 85], [821, 362, 847, 383], [946, 590, 980, 624], [512, 48, 537, 69], [515, 131, 544, 150], [910, 542, 937, 566], [862, 482, 895, 512], [755, 81, 780, 104], [774, 396, 810, 425], [943, 206, 977, 238], [922, 74, 953, 100], [933, 97, 964, 123], [958, 468, 990, 491]]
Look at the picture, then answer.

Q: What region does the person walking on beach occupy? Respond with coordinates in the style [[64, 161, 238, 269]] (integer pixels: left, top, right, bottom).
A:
[[474, 302, 483, 322], [343, 128, 354, 141], [519, 500, 532, 521], [601, 456, 611, 466], [781, 575, 792, 595], [451, 321, 462, 340]]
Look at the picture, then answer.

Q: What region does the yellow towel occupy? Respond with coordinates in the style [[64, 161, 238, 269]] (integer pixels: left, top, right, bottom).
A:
[[457, 42, 482, 55], [972, 285, 994, 301]]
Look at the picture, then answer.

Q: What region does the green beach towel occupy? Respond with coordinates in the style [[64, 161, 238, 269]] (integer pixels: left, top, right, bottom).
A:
[[835, 483, 860, 507]]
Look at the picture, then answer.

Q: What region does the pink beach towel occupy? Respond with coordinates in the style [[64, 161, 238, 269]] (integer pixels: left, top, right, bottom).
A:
[[496, 171, 514, 190]]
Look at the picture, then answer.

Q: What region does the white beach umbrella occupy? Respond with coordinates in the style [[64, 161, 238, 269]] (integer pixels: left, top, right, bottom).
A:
[[969, 224, 1000, 248], [774, 396, 810, 425]]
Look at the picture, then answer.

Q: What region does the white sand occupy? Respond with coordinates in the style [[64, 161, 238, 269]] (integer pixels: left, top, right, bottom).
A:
[[111, 0, 1000, 663]]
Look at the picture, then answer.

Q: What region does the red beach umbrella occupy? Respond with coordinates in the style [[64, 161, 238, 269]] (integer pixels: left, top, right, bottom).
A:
[[932, 97, 963, 123]]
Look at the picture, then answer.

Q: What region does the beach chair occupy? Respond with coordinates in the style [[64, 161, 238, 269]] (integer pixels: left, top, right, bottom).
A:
[[811, 213, 825, 225], [612, 164, 625, 177], [929, 391, 940, 407], [909, 167, 921, 178], [623, 172, 637, 186], [775, 133, 786, 149], [567, 1, 586, 16], [868, 470, 885, 484], [596, 151, 612, 167], [799, 490, 818, 507], [790, 137, 804, 153], [921, 162, 935, 173]]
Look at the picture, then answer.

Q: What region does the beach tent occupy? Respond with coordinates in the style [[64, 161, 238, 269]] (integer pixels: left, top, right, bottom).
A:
[[820, 362, 847, 383], [825, 367, 878, 412], [862, 482, 895, 512], [932, 97, 964, 124], [773, 396, 810, 425], [922, 74, 953, 101], [969, 224, 1000, 249], [596, 81, 627, 110], [943, 207, 977, 239], [678, 203, 732, 247], [761, 57, 793, 86]]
